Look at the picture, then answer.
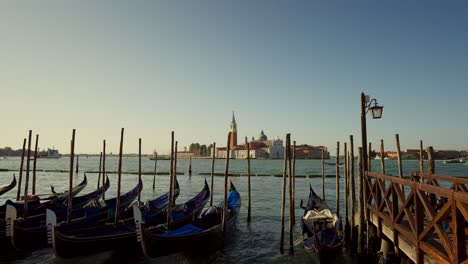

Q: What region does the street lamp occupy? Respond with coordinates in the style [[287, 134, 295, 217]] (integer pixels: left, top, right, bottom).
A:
[[361, 92, 384, 173], [364, 95, 384, 119], [360, 92, 383, 235]]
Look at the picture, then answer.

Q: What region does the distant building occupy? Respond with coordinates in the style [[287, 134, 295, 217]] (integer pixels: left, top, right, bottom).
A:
[[216, 113, 284, 159], [294, 145, 330, 159], [176, 151, 195, 158]]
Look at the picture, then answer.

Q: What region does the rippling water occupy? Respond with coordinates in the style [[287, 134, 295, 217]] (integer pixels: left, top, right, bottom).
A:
[[0, 156, 466, 263]]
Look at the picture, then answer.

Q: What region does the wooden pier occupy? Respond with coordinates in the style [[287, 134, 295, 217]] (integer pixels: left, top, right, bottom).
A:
[[365, 171, 468, 263]]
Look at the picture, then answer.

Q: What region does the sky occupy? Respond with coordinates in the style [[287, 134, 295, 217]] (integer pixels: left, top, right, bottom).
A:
[[1, 1, 468, 154]]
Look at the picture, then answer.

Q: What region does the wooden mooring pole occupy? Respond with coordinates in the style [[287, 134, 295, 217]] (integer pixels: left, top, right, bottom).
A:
[[380, 140, 385, 175], [419, 140, 424, 182], [280, 133, 288, 254], [152, 152, 157, 190], [357, 147, 365, 254], [138, 138, 142, 205], [292, 141, 296, 226], [97, 152, 102, 189], [115, 128, 124, 224], [16, 138, 26, 201], [349, 135, 356, 251], [67, 129, 76, 224], [210, 142, 215, 206], [321, 149, 325, 200], [246, 137, 251, 223], [188, 155, 192, 176], [395, 134, 403, 178], [336, 141, 340, 217], [167, 132, 175, 228], [222, 132, 231, 235], [287, 135, 294, 253], [76, 155, 79, 175], [344, 142, 349, 245], [102, 140, 106, 200], [23, 130, 32, 218], [32, 134, 39, 195], [173, 141, 178, 204]]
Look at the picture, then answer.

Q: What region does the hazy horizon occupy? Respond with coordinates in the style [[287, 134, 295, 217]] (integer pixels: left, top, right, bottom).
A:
[[2, 1, 468, 155]]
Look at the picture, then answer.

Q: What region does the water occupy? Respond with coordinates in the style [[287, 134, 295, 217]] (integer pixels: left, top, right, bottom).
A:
[[0, 157, 466, 263]]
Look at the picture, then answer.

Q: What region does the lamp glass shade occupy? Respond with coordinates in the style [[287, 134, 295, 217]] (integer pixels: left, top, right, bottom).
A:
[[370, 105, 383, 119]]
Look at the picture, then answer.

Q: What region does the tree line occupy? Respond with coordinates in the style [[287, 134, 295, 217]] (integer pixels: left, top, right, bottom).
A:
[[0, 147, 57, 157], [188, 143, 215, 156]]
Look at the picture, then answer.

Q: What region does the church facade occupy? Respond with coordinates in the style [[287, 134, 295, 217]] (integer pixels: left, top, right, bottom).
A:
[[216, 113, 285, 159]]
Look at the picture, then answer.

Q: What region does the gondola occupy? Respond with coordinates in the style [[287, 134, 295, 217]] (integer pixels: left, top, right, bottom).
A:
[[135, 181, 240, 257], [52, 179, 205, 258], [301, 184, 343, 254], [0, 174, 88, 218], [0, 174, 88, 250], [0, 175, 16, 196], [9, 177, 111, 250]]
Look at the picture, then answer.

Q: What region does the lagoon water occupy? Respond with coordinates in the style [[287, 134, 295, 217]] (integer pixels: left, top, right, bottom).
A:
[[0, 157, 466, 263]]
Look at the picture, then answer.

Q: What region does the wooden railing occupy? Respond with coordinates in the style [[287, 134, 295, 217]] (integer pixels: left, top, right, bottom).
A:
[[366, 172, 468, 264]]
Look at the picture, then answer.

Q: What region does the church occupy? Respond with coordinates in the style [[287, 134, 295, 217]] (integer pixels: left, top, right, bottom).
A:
[[216, 113, 285, 159]]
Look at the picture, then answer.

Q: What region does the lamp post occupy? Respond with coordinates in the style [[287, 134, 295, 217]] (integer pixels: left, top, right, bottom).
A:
[[360, 92, 384, 173], [360, 92, 383, 229]]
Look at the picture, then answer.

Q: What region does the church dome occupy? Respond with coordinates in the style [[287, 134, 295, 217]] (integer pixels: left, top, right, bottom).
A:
[[257, 130, 267, 141]]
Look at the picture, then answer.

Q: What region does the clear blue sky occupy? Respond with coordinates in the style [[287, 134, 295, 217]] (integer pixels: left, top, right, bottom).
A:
[[1, 1, 468, 154]]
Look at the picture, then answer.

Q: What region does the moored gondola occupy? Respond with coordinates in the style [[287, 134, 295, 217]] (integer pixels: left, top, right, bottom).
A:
[[301, 185, 343, 254], [52, 179, 205, 258], [135, 181, 241, 257], [10, 176, 111, 250], [0, 175, 16, 197]]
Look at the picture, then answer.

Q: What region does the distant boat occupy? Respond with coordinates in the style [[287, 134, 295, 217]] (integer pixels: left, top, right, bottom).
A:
[[443, 158, 465, 164], [39, 148, 61, 159]]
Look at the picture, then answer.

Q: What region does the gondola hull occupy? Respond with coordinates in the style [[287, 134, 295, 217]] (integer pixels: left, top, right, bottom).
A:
[[140, 181, 241, 258], [53, 180, 205, 258]]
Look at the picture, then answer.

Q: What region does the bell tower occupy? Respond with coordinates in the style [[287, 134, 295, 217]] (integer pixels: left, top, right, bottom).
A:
[[229, 111, 237, 148]]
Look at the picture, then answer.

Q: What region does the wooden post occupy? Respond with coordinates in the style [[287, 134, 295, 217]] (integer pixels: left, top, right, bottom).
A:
[[102, 140, 106, 200], [167, 132, 175, 228], [67, 129, 76, 224], [97, 152, 102, 189], [321, 149, 325, 200], [292, 141, 296, 226], [23, 130, 32, 218], [246, 137, 251, 222], [349, 135, 356, 243], [32, 134, 39, 195], [173, 141, 178, 204], [419, 140, 424, 182], [336, 141, 340, 217], [344, 142, 349, 244], [427, 146, 436, 206], [188, 156, 192, 176], [115, 128, 124, 224], [138, 138, 142, 205], [210, 142, 216, 206], [427, 146, 435, 174], [395, 134, 403, 178], [287, 135, 294, 253], [357, 147, 364, 254], [222, 132, 231, 235], [280, 134, 288, 254], [380, 139, 385, 175], [152, 152, 157, 190], [76, 155, 79, 174], [16, 138, 26, 201]]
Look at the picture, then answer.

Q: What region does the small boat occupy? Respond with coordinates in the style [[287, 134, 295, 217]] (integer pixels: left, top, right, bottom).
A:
[[0, 175, 16, 196], [301, 185, 343, 254], [51, 180, 205, 258], [135, 181, 241, 257]]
